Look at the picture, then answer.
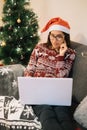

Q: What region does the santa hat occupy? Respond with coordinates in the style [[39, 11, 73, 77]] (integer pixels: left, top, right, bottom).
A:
[[41, 17, 70, 34]]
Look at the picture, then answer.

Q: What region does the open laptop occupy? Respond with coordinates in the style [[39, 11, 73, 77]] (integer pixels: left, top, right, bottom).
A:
[[18, 77, 73, 106]]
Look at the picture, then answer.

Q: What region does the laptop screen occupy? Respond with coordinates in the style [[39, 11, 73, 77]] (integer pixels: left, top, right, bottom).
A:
[[18, 77, 73, 106]]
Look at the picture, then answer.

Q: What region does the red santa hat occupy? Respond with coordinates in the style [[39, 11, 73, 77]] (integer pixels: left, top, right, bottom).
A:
[[41, 17, 70, 34]]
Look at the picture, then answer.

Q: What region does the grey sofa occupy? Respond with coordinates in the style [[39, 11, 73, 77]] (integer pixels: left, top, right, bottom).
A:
[[0, 41, 87, 130]]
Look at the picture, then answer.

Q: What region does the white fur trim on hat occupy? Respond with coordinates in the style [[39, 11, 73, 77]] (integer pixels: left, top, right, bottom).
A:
[[48, 25, 70, 34]]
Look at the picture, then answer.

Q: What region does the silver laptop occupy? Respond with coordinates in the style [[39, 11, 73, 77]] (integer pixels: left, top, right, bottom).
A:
[[18, 77, 73, 106]]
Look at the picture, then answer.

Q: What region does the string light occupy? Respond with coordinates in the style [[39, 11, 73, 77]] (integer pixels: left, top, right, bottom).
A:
[[17, 18, 21, 23]]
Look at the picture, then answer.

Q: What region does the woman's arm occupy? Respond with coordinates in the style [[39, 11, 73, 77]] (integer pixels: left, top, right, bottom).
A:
[[24, 44, 39, 77], [56, 49, 76, 78]]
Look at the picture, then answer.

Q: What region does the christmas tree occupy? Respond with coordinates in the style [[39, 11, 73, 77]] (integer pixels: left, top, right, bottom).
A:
[[0, 0, 39, 65]]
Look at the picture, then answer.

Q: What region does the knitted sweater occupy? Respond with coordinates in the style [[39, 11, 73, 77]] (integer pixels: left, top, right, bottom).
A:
[[24, 43, 76, 78]]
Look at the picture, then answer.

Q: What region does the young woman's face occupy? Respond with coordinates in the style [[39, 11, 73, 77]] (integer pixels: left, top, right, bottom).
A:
[[50, 30, 65, 50]]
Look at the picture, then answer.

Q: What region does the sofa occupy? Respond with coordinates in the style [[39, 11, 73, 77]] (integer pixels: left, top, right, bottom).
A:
[[0, 41, 87, 130]]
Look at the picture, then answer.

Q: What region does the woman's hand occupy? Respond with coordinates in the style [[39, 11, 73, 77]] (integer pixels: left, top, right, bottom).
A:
[[59, 42, 68, 56]]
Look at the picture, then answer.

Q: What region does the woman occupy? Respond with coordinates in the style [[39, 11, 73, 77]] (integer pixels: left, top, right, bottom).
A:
[[24, 17, 76, 130]]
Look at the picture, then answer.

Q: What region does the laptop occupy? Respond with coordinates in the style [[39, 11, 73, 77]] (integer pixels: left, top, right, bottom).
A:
[[18, 77, 73, 106]]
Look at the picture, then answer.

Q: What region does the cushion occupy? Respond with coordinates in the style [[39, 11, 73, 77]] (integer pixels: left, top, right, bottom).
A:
[[71, 41, 87, 103], [0, 64, 25, 99], [74, 95, 87, 128], [0, 96, 42, 130]]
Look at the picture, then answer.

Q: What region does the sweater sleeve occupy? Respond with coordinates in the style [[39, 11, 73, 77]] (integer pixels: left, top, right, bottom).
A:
[[56, 49, 76, 78], [24, 44, 39, 77]]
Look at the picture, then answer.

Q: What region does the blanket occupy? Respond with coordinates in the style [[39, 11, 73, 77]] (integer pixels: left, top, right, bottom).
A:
[[0, 96, 42, 130]]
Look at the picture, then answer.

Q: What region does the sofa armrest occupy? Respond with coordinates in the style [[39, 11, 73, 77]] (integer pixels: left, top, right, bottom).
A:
[[0, 64, 25, 99]]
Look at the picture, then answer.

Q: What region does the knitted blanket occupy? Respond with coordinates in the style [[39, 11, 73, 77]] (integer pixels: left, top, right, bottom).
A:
[[0, 96, 42, 130]]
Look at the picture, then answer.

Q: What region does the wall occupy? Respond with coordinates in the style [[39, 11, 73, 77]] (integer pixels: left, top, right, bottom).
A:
[[0, 0, 87, 45], [0, 0, 4, 26], [31, 0, 87, 45]]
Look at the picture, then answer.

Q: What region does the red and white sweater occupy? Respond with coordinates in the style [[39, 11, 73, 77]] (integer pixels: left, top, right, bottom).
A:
[[24, 43, 76, 78]]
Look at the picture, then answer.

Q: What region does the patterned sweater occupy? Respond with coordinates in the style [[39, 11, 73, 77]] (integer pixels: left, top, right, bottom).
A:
[[24, 43, 76, 78]]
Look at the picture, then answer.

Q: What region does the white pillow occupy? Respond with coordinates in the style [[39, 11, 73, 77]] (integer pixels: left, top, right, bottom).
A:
[[74, 95, 87, 128]]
